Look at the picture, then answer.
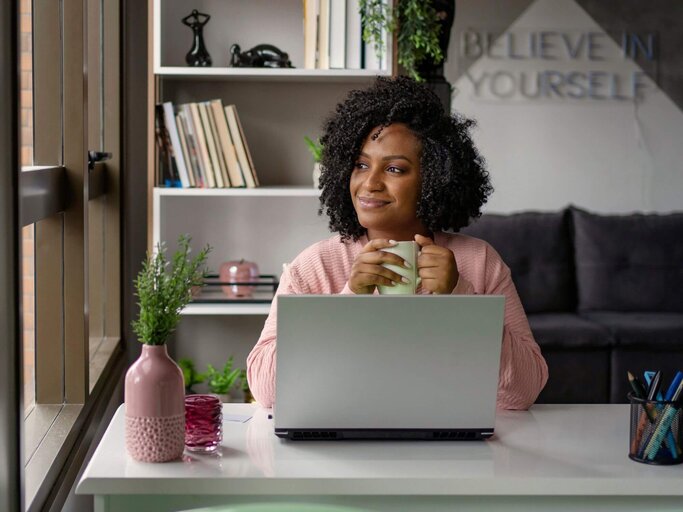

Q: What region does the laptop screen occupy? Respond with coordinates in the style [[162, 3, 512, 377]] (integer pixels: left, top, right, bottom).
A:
[[274, 295, 505, 439]]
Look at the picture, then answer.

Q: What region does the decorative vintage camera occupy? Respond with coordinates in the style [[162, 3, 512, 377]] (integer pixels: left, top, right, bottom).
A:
[[230, 44, 293, 68]]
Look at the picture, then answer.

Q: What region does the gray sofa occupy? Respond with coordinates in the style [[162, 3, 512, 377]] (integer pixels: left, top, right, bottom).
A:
[[461, 206, 683, 403]]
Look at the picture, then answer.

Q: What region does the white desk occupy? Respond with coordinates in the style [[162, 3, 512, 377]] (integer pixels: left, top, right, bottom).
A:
[[77, 404, 683, 512]]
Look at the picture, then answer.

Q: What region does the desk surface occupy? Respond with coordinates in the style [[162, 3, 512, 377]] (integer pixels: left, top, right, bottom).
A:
[[78, 403, 682, 499]]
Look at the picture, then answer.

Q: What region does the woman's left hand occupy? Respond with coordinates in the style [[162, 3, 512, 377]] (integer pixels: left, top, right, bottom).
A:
[[414, 234, 459, 294]]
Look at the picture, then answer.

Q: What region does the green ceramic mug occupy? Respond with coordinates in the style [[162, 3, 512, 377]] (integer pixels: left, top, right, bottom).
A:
[[377, 241, 421, 295]]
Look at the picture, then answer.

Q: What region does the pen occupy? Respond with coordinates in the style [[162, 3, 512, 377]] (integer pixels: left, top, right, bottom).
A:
[[664, 371, 683, 401], [644, 371, 664, 401], [644, 377, 683, 460], [628, 372, 652, 454], [627, 371, 647, 399], [664, 371, 683, 457], [646, 371, 661, 401], [641, 371, 679, 458]]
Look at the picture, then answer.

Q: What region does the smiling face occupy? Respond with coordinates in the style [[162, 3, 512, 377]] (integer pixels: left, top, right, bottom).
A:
[[350, 123, 429, 241]]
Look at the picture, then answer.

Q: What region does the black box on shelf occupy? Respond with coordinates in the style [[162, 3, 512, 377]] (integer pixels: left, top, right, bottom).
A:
[[191, 274, 278, 304]]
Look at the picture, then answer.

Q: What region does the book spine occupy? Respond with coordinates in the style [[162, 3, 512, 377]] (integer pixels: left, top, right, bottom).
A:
[[211, 99, 244, 188], [180, 105, 205, 187], [189, 102, 216, 188], [232, 106, 259, 187], [205, 101, 231, 187], [154, 104, 180, 187], [345, 0, 361, 69], [162, 102, 190, 188], [175, 113, 195, 187], [178, 109, 202, 187], [303, 0, 319, 69], [317, 0, 330, 69], [198, 103, 224, 188], [225, 105, 256, 188], [329, 0, 346, 69]]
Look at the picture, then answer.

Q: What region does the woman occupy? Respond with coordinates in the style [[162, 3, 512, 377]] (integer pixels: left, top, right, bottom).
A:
[[247, 76, 548, 410]]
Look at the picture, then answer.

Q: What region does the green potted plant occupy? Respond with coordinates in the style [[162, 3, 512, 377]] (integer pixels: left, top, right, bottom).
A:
[[206, 356, 242, 402], [179, 357, 207, 394], [359, 0, 446, 81], [304, 135, 323, 188], [239, 368, 254, 403], [125, 234, 210, 462]]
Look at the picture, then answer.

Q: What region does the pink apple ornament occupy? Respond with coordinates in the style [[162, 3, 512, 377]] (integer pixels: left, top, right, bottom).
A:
[[219, 259, 259, 298]]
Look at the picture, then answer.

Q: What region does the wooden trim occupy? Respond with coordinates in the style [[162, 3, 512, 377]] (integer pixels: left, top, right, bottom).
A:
[[33, 0, 62, 166], [33, 0, 67, 404], [87, 0, 102, 152], [0, 0, 23, 509], [391, 0, 398, 76], [88, 192, 104, 343], [146, 0, 155, 254], [33, 0, 66, 406], [20, 166, 68, 226], [103, 0, 121, 341], [35, 216, 64, 404], [62, 0, 88, 404], [88, 162, 107, 200]]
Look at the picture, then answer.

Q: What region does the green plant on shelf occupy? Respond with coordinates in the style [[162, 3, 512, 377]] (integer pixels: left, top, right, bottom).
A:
[[179, 357, 206, 394], [359, 0, 443, 82], [206, 356, 242, 395], [240, 368, 255, 403], [304, 135, 323, 163]]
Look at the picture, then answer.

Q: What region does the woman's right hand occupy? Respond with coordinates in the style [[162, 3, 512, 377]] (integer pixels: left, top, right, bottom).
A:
[[348, 239, 411, 294]]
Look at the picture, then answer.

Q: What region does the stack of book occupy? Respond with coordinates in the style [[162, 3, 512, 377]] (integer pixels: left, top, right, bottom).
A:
[[304, 0, 389, 71], [155, 100, 260, 188]]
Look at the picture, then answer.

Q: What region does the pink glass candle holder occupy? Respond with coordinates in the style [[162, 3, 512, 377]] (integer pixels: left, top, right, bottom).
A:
[[184, 394, 223, 453]]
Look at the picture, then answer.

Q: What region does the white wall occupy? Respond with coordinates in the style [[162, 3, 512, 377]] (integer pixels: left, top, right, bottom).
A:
[[445, 0, 683, 214]]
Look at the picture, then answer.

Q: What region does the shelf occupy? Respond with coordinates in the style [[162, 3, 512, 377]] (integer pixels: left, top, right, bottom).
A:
[[155, 66, 391, 82], [153, 186, 320, 197], [181, 303, 271, 316]]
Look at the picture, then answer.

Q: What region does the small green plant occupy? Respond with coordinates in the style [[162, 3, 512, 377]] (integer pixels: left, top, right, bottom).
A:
[[239, 369, 249, 393], [359, 0, 443, 82], [179, 358, 206, 393], [132, 234, 211, 345], [239, 369, 254, 403], [206, 356, 242, 395], [304, 136, 323, 163]]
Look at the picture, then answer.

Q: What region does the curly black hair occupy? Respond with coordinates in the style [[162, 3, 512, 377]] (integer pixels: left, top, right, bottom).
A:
[[318, 76, 492, 241]]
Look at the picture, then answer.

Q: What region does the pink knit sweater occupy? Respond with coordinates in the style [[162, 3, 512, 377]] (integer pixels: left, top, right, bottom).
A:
[[247, 232, 548, 410]]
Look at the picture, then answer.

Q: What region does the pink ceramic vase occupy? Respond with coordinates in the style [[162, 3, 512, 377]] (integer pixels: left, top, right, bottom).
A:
[[124, 344, 185, 462]]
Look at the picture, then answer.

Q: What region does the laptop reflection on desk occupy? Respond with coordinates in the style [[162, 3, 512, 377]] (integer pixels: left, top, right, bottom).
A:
[[274, 294, 505, 441]]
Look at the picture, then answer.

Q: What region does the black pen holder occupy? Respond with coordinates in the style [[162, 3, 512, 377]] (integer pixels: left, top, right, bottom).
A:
[[628, 392, 683, 465]]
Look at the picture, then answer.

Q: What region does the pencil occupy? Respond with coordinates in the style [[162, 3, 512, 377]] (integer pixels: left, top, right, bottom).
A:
[[631, 410, 648, 454], [627, 371, 647, 399], [628, 371, 656, 422]]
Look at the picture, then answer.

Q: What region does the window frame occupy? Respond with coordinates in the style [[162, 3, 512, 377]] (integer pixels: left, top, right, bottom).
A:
[[0, 1, 23, 510], [6, 0, 124, 510]]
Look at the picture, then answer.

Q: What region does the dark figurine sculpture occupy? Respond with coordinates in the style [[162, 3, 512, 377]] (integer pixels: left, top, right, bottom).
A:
[[182, 10, 212, 67], [230, 44, 293, 68]]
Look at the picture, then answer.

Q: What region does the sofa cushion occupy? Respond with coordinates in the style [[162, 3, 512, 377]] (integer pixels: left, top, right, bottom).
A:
[[571, 207, 683, 312], [529, 313, 613, 349], [536, 349, 610, 403], [461, 210, 575, 313], [580, 312, 683, 348]]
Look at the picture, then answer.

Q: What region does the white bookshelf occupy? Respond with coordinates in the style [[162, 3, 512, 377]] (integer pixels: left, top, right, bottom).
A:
[[181, 303, 271, 316], [156, 67, 391, 83], [154, 186, 320, 198], [151, 0, 394, 324]]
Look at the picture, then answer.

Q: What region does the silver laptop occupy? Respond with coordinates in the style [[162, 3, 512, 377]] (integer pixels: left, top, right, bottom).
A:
[[274, 295, 505, 441]]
